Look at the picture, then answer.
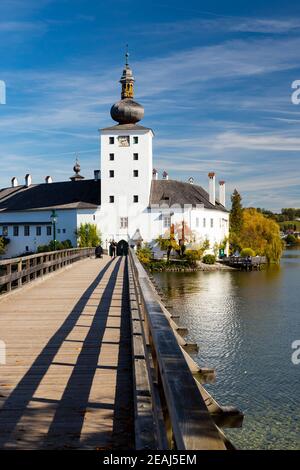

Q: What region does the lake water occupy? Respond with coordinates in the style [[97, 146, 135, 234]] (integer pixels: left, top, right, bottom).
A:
[[153, 248, 300, 449]]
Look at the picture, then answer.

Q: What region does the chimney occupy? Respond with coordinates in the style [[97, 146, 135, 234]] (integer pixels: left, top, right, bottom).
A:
[[152, 168, 158, 180], [11, 177, 18, 188], [162, 170, 169, 180], [45, 176, 53, 184], [208, 172, 216, 205], [94, 170, 100, 181], [25, 174, 32, 187], [219, 180, 226, 206]]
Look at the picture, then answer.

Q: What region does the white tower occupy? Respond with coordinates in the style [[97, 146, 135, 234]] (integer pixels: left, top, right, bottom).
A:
[[100, 52, 154, 244]]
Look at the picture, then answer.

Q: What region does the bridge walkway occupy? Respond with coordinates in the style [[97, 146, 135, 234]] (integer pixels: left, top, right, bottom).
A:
[[0, 255, 133, 449]]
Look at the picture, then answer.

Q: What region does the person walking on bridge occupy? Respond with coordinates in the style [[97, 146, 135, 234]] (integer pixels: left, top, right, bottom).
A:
[[109, 240, 116, 258], [95, 244, 103, 259]]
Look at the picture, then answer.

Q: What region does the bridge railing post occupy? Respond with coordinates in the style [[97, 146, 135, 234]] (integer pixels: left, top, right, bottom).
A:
[[17, 260, 22, 288], [6, 263, 12, 292], [0, 247, 95, 296]]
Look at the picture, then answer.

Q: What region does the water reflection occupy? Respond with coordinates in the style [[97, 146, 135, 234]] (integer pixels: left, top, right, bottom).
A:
[[154, 249, 300, 449]]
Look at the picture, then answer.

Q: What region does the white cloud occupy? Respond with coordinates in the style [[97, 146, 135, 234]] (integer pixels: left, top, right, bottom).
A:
[[213, 131, 300, 151], [0, 21, 46, 33]]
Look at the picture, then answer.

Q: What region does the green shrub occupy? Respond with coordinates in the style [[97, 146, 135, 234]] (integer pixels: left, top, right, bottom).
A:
[[37, 240, 73, 253], [147, 259, 190, 271], [184, 250, 199, 266], [61, 239, 73, 249], [285, 234, 297, 245], [37, 244, 50, 253], [202, 254, 216, 264], [240, 247, 256, 257], [137, 243, 152, 265]]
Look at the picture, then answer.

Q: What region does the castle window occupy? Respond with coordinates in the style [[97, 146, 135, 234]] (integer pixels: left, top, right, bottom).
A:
[[13, 226, 19, 237], [109, 195, 114, 203], [109, 170, 114, 178], [195, 217, 199, 228], [133, 153, 138, 160], [163, 215, 171, 228], [210, 218, 214, 228], [109, 137, 114, 144], [133, 136, 138, 144], [36, 226, 41, 236], [133, 170, 138, 177], [2, 226, 8, 237], [24, 225, 30, 237], [63, 228, 66, 233], [46, 226, 52, 236], [133, 195, 138, 203], [109, 153, 114, 161], [203, 218, 206, 228], [120, 217, 128, 229]]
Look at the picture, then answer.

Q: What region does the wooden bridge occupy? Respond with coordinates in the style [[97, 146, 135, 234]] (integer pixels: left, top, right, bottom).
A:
[[0, 248, 243, 450]]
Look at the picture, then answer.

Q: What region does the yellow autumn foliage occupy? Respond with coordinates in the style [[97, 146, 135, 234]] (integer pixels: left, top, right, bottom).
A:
[[239, 208, 283, 263]]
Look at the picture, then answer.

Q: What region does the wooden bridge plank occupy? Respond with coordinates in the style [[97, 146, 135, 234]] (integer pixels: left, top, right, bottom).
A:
[[0, 256, 134, 450]]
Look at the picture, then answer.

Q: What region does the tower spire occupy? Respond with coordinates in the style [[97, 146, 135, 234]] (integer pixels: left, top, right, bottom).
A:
[[120, 47, 135, 99], [110, 51, 144, 124], [125, 44, 129, 66]]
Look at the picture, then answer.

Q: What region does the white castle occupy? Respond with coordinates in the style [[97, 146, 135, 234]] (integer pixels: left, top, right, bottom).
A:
[[0, 54, 229, 258]]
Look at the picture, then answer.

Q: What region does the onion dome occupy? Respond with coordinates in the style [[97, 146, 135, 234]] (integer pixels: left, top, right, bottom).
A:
[[110, 49, 144, 124], [70, 156, 84, 181]]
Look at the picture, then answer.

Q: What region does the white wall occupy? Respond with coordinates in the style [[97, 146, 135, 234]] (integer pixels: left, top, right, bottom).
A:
[[100, 128, 153, 242], [0, 209, 77, 258]]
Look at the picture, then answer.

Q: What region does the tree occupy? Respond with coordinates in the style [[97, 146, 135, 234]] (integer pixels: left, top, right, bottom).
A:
[[156, 224, 180, 261], [282, 208, 296, 221], [76, 223, 101, 248], [239, 208, 283, 263], [0, 237, 6, 255], [0, 236, 10, 256], [229, 189, 243, 252], [137, 243, 152, 264]]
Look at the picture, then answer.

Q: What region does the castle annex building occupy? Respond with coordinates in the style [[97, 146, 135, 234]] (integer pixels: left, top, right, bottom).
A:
[[0, 54, 229, 258]]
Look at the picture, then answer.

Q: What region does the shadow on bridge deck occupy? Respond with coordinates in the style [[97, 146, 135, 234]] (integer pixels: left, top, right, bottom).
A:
[[0, 256, 134, 449]]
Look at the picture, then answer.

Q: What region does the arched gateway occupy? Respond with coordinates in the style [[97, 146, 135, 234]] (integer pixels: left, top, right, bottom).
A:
[[117, 240, 128, 256]]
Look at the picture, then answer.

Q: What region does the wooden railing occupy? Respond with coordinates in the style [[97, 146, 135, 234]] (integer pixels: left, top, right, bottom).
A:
[[0, 248, 94, 295], [128, 248, 241, 450]]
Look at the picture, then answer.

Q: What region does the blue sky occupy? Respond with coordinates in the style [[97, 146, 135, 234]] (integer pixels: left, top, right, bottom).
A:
[[0, 0, 300, 210]]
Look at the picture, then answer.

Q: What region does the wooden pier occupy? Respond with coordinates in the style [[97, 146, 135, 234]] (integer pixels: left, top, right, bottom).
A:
[[0, 249, 243, 450], [221, 255, 267, 271]]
